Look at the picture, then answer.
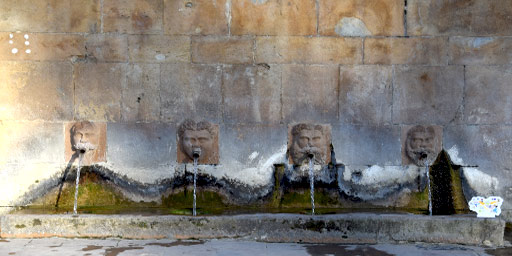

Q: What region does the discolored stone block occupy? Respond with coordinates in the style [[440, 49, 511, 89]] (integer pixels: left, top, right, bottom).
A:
[[128, 35, 190, 63], [164, 0, 228, 35], [464, 66, 512, 124], [407, 0, 512, 36], [177, 120, 219, 164], [191, 36, 253, 64], [222, 64, 281, 124], [85, 34, 128, 62], [281, 65, 339, 123], [231, 0, 316, 36], [392, 66, 464, 125], [160, 63, 222, 122], [0, 62, 73, 121], [401, 125, 442, 166], [107, 123, 176, 182], [0, 122, 63, 165], [0, 0, 99, 33], [122, 64, 161, 122], [449, 37, 512, 65], [0, 33, 85, 61], [288, 123, 331, 165], [64, 122, 107, 166], [74, 63, 125, 122], [104, 0, 163, 34], [332, 125, 401, 166], [318, 0, 404, 36], [256, 36, 362, 64], [364, 38, 448, 65], [339, 65, 392, 125]]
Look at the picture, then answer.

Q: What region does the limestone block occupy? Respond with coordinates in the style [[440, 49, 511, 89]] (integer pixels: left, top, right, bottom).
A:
[[160, 64, 222, 123], [392, 66, 464, 125], [449, 37, 512, 65], [128, 35, 190, 63], [74, 63, 125, 122], [281, 65, 338, 123], [231, 0, 316, 36], [0, 62, 73, 121], [407, 0, 512, 36], [0, 33, 85, 61], [256, 36, 362, 64], [464, 66, 512, 125], [0, 122, 63, 165], [332, 125, 401, 166], [85, 34, 128, 62], [164, 0, 228, 35], [122, 64, 161, 122], [64, 122, 107, 166], [318, 0, 404, 36], [0, 0, 100, 33], [222, 64, 281, 124], [104, 0, 163, 34], [364, 38, 448, 65], [107, 123, 176, 183], [192, 36, 253, 64], [339, 65, 392, 125]]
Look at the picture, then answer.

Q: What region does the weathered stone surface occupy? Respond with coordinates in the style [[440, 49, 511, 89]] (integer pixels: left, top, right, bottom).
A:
[[231, 0, 316, 36], [0, 33, 85, 61], [122, 64, 161, 122], [85, 34, 128, 62], [0, 0, 100, 33], [160, 64, 222, 123], [407, 0, 512, 36], [364, 38, 448, 65], [401, 125, 442, 166], [449, 37, 512, 65], [256, 36, 362, 64], [164, 0, 228, 35], [192, 37, 253, 64], [0, 62, 73, 121], [74, 63, 125, 122], [339, 65, 392, 125], [64, 122, 107, 166], [128, 35, 190, 63], [281, 65, 338, 123], [332, 125, 400, 166], [0, 122, 63, 165], [222, 65, 281, 124], [107, 123, 176, 183], [465, 66, 512, 125], [318, 0, 404, 36], [392, 66, 464, 125], [104, 0, 163, 34]]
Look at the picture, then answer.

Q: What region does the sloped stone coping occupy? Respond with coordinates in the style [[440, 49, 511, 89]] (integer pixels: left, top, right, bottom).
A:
[[0, 213, 504, 246]]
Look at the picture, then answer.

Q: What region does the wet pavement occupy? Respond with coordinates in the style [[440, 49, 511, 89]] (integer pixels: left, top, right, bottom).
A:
[[0, 238, 511, 256]]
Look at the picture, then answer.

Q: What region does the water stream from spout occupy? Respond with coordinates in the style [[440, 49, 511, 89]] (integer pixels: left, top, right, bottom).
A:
[[73, 153, 84, 216], [308, 157, 315, 215], [425, 160, 432, 216], [193, 156, 198, 216]]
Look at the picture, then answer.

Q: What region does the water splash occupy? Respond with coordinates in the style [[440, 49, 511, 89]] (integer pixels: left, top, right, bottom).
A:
[[73, 153, 84, 216], [308, 157, 315, 215], [425, 160, 432, 216], [193, 156, 198, 216]]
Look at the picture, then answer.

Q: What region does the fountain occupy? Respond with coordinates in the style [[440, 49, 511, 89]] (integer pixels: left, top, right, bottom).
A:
[[307, 153, 315, 215], [192, 148, 201, 216], [424, 156, 432, 216], [73, 151, 84, 216]]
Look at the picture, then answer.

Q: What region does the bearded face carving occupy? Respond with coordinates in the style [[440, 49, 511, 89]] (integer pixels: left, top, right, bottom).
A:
[[65, 121, 106, 165], [288, 123, 331, 165], [177, 120, 219, 164], [402, 125, 442, 166]]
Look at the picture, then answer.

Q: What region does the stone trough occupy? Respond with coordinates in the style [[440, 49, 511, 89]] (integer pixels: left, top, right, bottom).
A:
[[0, 213, 504, 246]]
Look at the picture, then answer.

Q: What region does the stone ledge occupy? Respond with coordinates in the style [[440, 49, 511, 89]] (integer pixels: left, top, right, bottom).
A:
[[0, 214, 504, 246]]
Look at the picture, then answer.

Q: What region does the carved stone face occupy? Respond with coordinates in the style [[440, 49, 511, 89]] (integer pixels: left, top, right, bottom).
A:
[[289, 123, 331, 165], [405, 125, 438, 166], [65, 121, 106, 166], [177, 120, 219, 164], [71, 122, 99, 154]]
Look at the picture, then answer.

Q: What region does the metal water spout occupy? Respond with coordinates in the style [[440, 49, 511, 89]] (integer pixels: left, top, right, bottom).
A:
[[192, 148, 201, 216]]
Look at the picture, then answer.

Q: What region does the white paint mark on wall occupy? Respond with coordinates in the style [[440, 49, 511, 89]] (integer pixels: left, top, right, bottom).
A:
[[155, 54, 166, 61], [334, 17, 371, 37], [11, 48, 18, 54], [225, 0, 232, 35], [471, 37, 494, 48], [251, 0, 268, 4], [248, 151, 259, 161]]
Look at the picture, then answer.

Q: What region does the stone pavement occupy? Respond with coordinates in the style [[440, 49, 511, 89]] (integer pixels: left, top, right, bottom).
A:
[[0, 238, 511, 256]]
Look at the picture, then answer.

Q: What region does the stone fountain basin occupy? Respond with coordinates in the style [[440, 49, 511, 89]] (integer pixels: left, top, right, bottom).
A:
[[0, 213, 504, 246]]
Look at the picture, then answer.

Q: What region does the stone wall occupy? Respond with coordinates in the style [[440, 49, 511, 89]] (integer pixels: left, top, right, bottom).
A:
[[1, 0, 511, 217]]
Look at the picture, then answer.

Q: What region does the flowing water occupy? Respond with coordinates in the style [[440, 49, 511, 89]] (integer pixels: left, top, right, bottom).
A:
[[193, 157, 198, 216], [308, 157, 315, 215], [425, 161, 432, 216], [73, 153, 84, 216]]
